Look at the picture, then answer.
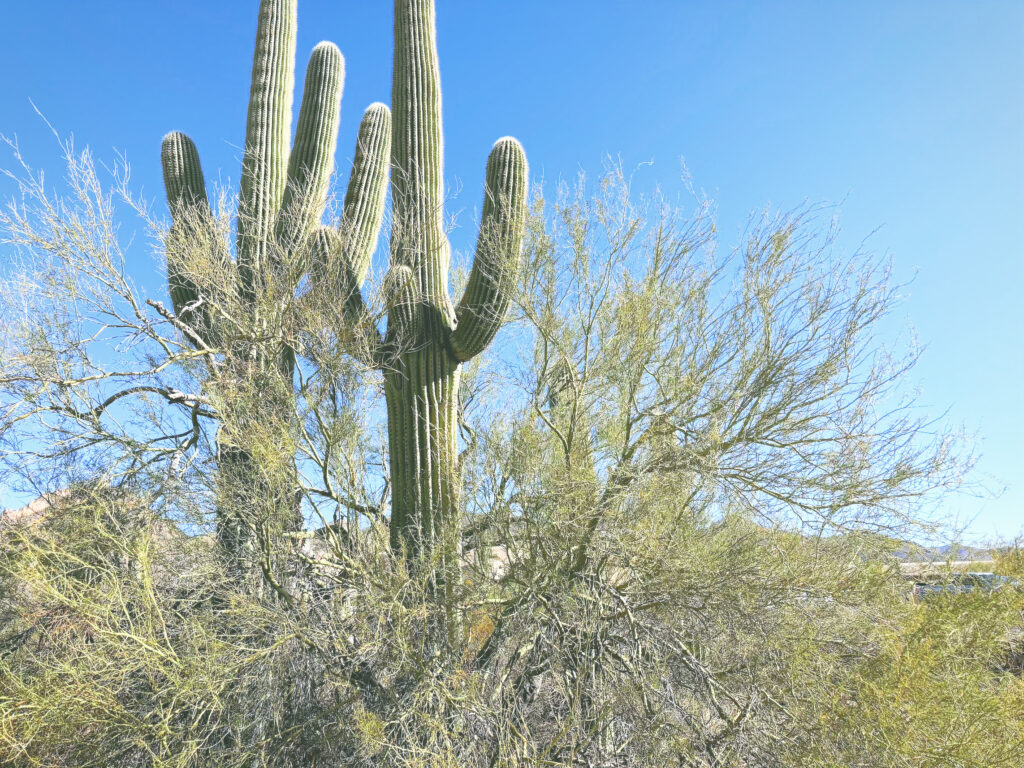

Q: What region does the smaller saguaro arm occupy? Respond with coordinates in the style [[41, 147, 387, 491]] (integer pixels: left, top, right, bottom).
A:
[[160, 131, 215, 338], [450, 137, 529, 361]]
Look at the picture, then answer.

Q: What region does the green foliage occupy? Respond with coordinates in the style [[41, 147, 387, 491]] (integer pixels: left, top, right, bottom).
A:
[[0, 1, 1010, 765], [0, 489, 327, 766], [796, 578, 1024, 767]]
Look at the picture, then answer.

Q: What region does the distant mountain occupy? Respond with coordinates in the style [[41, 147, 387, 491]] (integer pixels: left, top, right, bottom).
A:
[[0, 491, 69, 528], [892, 542, 999, 563]]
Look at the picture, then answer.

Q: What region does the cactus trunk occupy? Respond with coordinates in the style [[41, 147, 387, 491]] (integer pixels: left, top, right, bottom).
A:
[[385, 350, 461, 589]]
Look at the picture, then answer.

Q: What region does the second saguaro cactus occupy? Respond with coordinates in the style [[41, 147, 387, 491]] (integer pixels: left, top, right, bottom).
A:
[[385, 0, 528, 579], [160, 0, 391, 569]]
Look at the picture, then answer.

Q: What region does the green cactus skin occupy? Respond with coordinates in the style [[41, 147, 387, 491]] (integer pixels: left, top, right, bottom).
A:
[[160, 0, 392, 570], [386, 0, 528, 582], [309, 103, 392, 333], [341, 102, 392, 288], [160, 131, 213, 338], [451, 137, 530, 361], [305, 104, 392, 361], [236, 0, 296, 298], [275, 41, 345, 257]]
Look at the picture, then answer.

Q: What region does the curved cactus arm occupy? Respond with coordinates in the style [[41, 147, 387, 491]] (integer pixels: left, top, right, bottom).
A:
[[308, 226, 382, 360], [161, 131, 216, 340], [391, 0, 449, 312], [450, 137, 529, 362], [339, 102, 392, 289], [237, 0, 298, 296], [275, 41, 345, 258]]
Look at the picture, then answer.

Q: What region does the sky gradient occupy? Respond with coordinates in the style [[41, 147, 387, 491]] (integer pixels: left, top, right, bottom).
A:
[[0, 1, 1021, 540]]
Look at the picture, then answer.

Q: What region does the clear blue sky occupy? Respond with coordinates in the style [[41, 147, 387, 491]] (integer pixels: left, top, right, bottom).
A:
[[0, 1, 1020, 540]]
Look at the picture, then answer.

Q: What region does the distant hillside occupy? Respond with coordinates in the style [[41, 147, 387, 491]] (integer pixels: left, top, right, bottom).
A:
[[892, 542, 999, 563]]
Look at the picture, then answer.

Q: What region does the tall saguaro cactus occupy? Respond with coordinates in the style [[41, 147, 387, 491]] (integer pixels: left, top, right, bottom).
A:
[[160, 0, 391, 569], [159, 0, 527, 588], [385, 0, 528, 577]]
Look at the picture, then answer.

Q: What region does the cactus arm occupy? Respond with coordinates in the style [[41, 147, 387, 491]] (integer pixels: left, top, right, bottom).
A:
[[275, 41, 345, 257], [391, 0, 451, 325], [237, 0, 298, 296], [161, 131, 214, 338], [339, 102, 392, 289], [450, 137, 529, 362], [305, 103, 389, 318], [308, 226, 382, 359], [162, 131, 209, 215]]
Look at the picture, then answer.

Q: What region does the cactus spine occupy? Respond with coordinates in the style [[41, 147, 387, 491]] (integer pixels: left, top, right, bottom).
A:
[[160, 0, 391, 569], [386, 0, 528, 580]]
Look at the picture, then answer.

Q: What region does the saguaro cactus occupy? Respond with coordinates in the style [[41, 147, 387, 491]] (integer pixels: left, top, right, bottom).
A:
[[160, 0, 391, 566], [384, 0, 528, 578], [159, 0, 527, 588]]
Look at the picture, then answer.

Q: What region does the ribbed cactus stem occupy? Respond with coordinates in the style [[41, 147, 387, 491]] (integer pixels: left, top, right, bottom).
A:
[[451, 137, 529, 361], [275, 41, 345, 257], [383, 264, 420, 347], [162, 131, 208, 214], [341, 103, 392, 287], [385, 356, 461, 566], [392, 0, 451, 326], [161, 131, 214, 337], [305, 102, 391, 304], [237, 0, 298, 296]]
